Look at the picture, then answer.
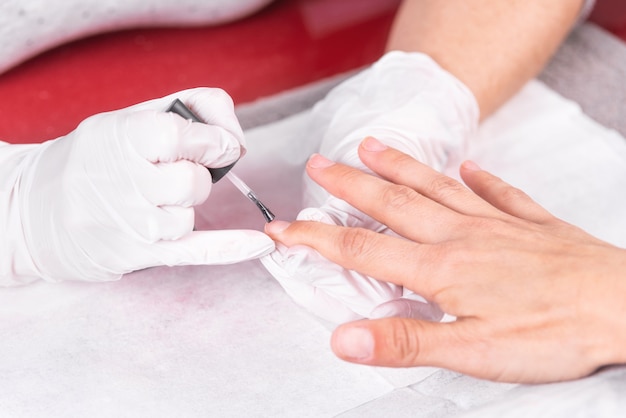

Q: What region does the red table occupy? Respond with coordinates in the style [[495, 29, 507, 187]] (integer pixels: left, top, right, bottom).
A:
[[0, 0, 623, 144]]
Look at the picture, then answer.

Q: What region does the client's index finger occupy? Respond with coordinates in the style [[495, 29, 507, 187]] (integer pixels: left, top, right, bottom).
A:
[[266, 219, 439, 299], [305, 153, 464, 243]]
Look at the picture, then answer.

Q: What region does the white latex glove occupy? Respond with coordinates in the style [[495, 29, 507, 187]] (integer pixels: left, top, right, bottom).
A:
[[0, 87, 274, 286], [261, 51, 478, 323]]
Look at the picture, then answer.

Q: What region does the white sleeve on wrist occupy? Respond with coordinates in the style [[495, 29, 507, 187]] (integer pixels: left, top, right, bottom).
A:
[[302, 50, 479, 207], [0, 0, 274, 74], [0, 141, 43, 286], [315, 51, 478, 168]]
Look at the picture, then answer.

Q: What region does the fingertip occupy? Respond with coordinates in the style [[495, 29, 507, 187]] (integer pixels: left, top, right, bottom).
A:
[[461, 160, 482, 172], [331, 322, 375, 362], [360, 136, 388, 152], [459, 160, 487, 186], [264, 220, 291, 237], [336, 318, 447, 368], [307, 153, 335, 170]]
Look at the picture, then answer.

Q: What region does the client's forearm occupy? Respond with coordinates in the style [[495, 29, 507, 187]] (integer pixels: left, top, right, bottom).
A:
[[386, 0, 585, 119]]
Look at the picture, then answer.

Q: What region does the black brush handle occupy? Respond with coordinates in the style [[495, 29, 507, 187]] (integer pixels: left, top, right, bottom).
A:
[[166, 98, 237, 183]]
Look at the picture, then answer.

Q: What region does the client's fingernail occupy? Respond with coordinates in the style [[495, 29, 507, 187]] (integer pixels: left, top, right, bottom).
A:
[[265, 220, 290, 235], [361, 136, 388, 152], [333, 325, 373, 361], [461, 160, 482, 171], [308, 153, 335, 169]]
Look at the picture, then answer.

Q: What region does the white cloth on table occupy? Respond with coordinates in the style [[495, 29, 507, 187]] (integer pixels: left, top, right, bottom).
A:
[[1, 75, 625, 416]]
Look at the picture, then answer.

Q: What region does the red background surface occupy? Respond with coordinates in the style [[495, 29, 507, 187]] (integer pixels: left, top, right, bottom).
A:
[[0, 0, 623, 144]]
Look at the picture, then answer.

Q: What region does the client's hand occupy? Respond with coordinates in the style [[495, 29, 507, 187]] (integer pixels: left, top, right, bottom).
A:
[[261, 51, 477, 323], [266, 137, 626, 384], [0, 88, 274, 286]]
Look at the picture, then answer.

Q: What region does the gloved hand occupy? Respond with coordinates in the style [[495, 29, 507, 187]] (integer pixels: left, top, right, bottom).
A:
[[261, 51, 478, 323], [0, 87, 274, 286]]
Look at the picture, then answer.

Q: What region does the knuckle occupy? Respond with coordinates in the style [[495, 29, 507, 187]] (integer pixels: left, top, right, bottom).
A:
[[174, 208, 196, 237], [160, 208, 195, 241], [424, 175, 465, 200], [334, 169, 370, 200], [119, 111, 181, 161], [385, 153, 419, 177], [418, 244, 460, 302], [431, 286, 460, 313], [146, 114, 181, 155], [340, 167, 366, 185], [388, 320, 422, 363], [174, 169, 197, 199], [498, 185, 529, 205], [172, 162, 211, 204], [206, 87, 234, 109], [183, 161, 208, 186], [380, 184, 420, 211], [462, 215, 494, 233], [172, 160, 196, 184], [142, 214, 163, 243], [338, 228, 375, 261]]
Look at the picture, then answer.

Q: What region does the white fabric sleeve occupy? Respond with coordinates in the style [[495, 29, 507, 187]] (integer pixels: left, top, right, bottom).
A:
[[0, 0, 274, 74], [302, 51, 479, 208], [0, 141, 43, 286]]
